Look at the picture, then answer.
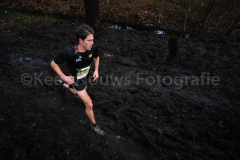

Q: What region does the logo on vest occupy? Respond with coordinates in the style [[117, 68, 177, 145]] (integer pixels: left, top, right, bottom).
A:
[[76, 55, 82, 62]]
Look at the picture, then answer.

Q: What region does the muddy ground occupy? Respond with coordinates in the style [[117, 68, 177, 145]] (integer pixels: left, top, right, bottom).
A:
[[0, 22, 240, 160]]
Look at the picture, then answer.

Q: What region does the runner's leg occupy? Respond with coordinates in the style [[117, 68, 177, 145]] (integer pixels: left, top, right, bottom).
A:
[[63, 83, 77, 95], [76, 88, 96, 124]]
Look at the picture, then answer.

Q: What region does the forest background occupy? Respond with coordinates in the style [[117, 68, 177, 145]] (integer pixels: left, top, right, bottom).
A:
[[0, 0, 239, 40]]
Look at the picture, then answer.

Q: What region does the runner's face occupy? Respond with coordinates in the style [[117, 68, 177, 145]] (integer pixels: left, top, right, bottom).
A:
[[82, 34, 94, 51]]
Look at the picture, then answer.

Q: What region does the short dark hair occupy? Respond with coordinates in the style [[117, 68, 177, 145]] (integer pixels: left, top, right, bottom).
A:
[[75, 24, 95, 41]]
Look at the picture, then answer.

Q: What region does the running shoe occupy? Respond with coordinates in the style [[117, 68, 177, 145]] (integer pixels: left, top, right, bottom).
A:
[[91, 124, 105, 136]]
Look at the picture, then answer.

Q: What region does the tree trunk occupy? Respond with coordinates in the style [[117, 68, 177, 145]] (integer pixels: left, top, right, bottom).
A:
[[181, 0, 186, 11], [188, 0, 193, 11], [231, 0, 236, 11], [203, 0, 215, 25], [154, 0, 164, 24], [79, 0, 84, 16], [184, 12, 189, 32], [67, 0, 70, 10], [84, 0, 99, 29], [226, 15, 240, 35]]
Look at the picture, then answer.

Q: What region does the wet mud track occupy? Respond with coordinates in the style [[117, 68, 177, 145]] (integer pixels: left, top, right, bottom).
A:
[[0, 22, 240, 160]]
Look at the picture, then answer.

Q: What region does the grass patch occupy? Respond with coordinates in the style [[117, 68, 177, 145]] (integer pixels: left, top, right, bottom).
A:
[[0, 10, 58, 31]]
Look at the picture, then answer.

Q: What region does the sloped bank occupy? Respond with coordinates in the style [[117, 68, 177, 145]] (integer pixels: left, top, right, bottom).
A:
[[0, 22, 239, 160]]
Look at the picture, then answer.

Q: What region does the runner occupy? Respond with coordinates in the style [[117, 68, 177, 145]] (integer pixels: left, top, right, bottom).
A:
[[50, 24, 105, 136]]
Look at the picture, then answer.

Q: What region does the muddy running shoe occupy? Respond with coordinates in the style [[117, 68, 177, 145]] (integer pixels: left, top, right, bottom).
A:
[[91, 124, 105, 136]]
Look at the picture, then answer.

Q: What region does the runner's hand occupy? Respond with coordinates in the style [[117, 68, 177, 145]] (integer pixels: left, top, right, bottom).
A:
[[63, 76, 74, 85], [92, 71, 99, 82]]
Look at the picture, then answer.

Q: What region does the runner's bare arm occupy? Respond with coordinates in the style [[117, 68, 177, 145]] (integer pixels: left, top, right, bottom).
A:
[[92, 57, 99, 82], [50, 60, 74, 84]]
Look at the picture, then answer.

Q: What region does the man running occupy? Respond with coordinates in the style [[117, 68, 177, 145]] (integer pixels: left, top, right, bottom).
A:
[[50, 24, 105, 136]]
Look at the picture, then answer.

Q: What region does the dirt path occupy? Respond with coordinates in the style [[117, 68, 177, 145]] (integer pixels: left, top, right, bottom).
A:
[[0, 22, 239, 160]]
